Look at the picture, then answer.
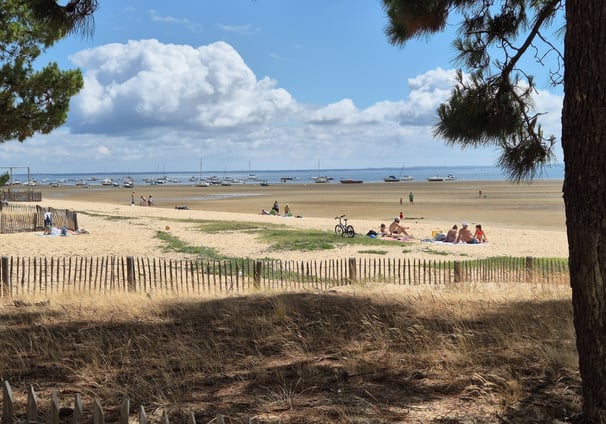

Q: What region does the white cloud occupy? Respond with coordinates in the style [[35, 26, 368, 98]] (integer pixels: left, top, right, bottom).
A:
[[148, 10, 202, 33], [69, 40, 296, 133], [216, 23, 258, 36], [5, 40, 562, 173]]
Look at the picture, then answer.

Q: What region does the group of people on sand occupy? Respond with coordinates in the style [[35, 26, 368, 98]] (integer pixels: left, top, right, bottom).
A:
[[261, 200, 292, 217], [442, 222, 487, 244], [131, 192, 153, 206], [372, 216, 413, 240]]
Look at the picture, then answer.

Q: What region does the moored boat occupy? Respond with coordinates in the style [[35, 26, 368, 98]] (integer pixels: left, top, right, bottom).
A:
[[426, 175, 445, 181], [383, 175, 399, 182], [339, 179, 363, 184]]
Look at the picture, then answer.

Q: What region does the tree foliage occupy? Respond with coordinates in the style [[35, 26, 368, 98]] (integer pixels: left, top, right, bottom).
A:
[[382, 0, 564, 181], [0, 0, 98, 143]]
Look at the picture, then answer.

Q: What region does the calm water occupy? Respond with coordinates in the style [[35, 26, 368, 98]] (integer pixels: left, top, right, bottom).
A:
[[10, 164, 564, 187]]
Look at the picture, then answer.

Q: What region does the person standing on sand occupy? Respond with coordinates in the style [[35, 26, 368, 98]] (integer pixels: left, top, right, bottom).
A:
[[148, 195, 153, 206], [409, 191, 414, 206], [131, 191, 135, 206]]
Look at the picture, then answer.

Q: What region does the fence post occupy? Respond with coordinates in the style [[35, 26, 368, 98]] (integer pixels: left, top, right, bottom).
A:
[[348, 257, 357, 283], [50, 390, 60, 424], [126, 256, 136, 292], [454, 260, 462, 283], [3, 380, 14, 424], [254, 260, 263, 288], [119, 397, 130, 424], [526, 256, 534, 282], [2, 256, 10, 297]]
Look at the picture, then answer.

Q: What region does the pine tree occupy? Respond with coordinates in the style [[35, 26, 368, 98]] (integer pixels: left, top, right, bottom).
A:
[[382, 1, 606, 421]]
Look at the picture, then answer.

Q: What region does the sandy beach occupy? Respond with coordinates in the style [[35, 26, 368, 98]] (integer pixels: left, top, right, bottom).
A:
[[1, 180, 568, 262]]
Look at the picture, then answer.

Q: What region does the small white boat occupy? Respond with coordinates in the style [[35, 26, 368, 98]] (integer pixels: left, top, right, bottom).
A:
[[383, 175, 399, 182], [400, 175, 414, 181], [101, 178, 113, 186], [427, 175, 445, 182], [311, 176, 329, 183], [445, 174, 456, 181]]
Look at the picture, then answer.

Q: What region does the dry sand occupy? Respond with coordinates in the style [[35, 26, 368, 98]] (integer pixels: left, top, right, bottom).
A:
[[1, 180, 568, 262]]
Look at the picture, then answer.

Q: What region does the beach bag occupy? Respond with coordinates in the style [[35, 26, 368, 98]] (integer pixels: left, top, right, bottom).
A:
[[366, 230, 377, 237], [434, 233, 446, 241]]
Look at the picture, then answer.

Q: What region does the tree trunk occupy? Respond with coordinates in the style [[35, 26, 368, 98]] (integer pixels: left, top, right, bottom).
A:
[[563, 1, 606, 422]]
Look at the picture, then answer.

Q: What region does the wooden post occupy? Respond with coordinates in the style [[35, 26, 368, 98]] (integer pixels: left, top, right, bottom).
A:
[[119, 398, 130, 424], [526, 256, 534, 283], [2, 256, 10, 297], [3, 380, 14, 424], [348, 257, 357, 283], [254, 260, 263, 288], [454, 260, 462, 283], [50, 390, 60, 424], [126, 256, 136, 292]]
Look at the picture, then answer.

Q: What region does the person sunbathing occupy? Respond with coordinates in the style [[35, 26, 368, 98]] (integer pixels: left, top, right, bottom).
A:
[[473, 224, 488, 243], [455, 222, 476, 243], [444, 225, 458, 243], [388, 217, 411, 237]]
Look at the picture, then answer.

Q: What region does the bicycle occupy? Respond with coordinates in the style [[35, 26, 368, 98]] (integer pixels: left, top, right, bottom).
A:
[[334, 215, 355, 238]]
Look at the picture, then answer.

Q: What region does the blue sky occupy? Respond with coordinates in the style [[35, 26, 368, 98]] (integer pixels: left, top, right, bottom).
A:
[[1, 1, 564, 173]]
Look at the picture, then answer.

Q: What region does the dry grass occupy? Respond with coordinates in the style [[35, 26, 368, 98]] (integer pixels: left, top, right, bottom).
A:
[[0, 283, 580, 423]]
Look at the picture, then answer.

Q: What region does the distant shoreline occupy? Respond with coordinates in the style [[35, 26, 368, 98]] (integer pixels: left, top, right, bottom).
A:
[[11, 164, 565, 187]]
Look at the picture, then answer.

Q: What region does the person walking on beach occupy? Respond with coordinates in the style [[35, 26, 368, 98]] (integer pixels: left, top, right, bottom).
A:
[[148, 195, 154, 206], [131, 191, 135, 206], [409, 191, 414, 206]]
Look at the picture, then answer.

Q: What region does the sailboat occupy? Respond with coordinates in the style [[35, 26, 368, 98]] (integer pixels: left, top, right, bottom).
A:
[[246, 160, 258, 180], [384, 164, 414, 182], [195, 156, 209, 187]]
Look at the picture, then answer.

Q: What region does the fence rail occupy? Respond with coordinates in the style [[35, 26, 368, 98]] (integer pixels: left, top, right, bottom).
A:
[[0, 255, 569, 297]]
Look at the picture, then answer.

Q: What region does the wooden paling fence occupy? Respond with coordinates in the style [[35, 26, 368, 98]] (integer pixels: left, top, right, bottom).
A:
[[0, 256, 569, 297], [0, 203, 78, 234], [2, 380, 255, 424], [0, 189, 41, 202]]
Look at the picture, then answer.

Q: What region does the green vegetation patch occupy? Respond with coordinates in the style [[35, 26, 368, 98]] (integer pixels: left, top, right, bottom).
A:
[[196, 220, 286, 233], [357, 249, 389, 255], [156, 230, 223, 259]]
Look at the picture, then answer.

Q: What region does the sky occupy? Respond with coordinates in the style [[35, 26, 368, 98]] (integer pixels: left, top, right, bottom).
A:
[[1, 1, 565, 174]]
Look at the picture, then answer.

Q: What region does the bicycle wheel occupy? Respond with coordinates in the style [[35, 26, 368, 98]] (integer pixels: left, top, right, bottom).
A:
[[346, 225, 355, 238], [335, 224, 344, 236]]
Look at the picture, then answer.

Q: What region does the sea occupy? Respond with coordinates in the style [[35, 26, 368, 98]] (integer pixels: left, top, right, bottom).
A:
[[8, 164, 564, 187]]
